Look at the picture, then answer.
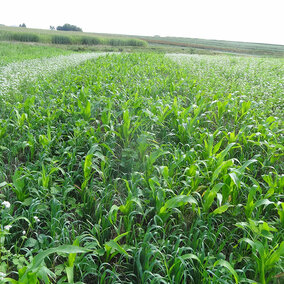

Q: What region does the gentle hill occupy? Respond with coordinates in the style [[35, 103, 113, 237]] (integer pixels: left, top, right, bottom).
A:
[[0, 25, 283, 56], [0, 26, 147, 48], [74, 30, 284, 56], [139, 35, 284, 57]]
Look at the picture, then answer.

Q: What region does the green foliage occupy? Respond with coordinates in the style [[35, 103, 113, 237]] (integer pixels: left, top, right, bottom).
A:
[[80, 36, 101, 45], [0, 53, 283, 283], [0, 26, 148, 47], [10, 32, 39, 42], [0, 42, 71, 66], [51, 35, 72, 45], [3, 245, 89, 283], [57, 23, 82, 32], [106, 38, 147, 47]]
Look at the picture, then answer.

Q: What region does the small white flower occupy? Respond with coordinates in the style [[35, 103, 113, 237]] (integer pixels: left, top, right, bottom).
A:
[[23, 230, 26, 235], [0, 53, 105, 97], [34, 216, 40, 223], [2, 201, 11, 209], [4, 225, 12, 231], [0, 272, 6, 280]]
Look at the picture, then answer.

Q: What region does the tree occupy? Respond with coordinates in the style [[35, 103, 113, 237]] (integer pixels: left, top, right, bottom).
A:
[[19, 23, 26, 28], [50, 26, 55, 30], [56, 23, 82, 32]]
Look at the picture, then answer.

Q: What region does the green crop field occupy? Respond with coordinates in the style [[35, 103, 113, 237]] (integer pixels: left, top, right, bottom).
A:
[[0, 45, 283, 283], [139, 36, 284, 57], [0, 26, 148, 50]]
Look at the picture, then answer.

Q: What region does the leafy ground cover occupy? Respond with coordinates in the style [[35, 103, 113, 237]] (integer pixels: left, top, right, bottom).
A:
[[0, 53, 283, 283], [0, 42, 72, 67], [0, 52, 107, 98]]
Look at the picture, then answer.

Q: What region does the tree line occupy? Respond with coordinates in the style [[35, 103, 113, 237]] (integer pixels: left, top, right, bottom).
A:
[[18, 23, 82, 32], [54, 24, 82, 32]]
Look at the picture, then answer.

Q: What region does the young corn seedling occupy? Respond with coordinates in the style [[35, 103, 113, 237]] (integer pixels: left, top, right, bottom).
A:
[[3, 245, 89, 284], [240, 238, 284, 284], [117, 109, 141, 147]]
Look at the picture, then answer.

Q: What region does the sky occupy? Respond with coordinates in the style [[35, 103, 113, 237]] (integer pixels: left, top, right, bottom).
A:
[[1, 0, 284, 45]]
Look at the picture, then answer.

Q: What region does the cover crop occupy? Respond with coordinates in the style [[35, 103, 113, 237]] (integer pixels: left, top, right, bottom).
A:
[[0, 53, 107, 98], [0, 53, 283, 283]]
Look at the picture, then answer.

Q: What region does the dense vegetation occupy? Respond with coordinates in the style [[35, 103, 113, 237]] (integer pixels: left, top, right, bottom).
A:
[[0, 52, 283, 283], [0, 26, 147, 48], [0, 52, 105, 97], [56, 24, 82, 32], [0, 42, 72, 66]]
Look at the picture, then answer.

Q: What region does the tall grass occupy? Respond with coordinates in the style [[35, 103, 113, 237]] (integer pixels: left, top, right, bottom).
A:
[[51, 35, 72, 44], [0, 31, 40, 42], [0, 26, 148, 47], [10, 32, 40, 42], [106, 38, 147, 47], [0, 53, 283, 283], [80, 36, 102, 45]]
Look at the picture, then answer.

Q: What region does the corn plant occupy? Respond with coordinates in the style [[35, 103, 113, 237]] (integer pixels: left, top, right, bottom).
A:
[[0, 51, 283, 283]]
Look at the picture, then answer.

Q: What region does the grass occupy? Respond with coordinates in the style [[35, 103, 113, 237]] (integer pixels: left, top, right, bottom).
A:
[[0, 26, 148, 48], [0, 51, 283, 283], [0, 42, 72, 66]]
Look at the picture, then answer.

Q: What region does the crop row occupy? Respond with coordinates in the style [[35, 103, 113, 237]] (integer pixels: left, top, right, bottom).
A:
[[0, 53, 283, 283]]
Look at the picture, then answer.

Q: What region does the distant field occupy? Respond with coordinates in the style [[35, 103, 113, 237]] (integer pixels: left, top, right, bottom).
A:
[[71, 30, 284, 56], [0, 26, 147, 48], [140, 36, 284, 57], [1, 25, 284, 56]]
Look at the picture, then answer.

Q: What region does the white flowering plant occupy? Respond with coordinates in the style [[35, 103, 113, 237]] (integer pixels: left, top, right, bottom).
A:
[[0, 200, 12, 246], [0, 197, 31, 278], [0, 198, 13, 277]]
